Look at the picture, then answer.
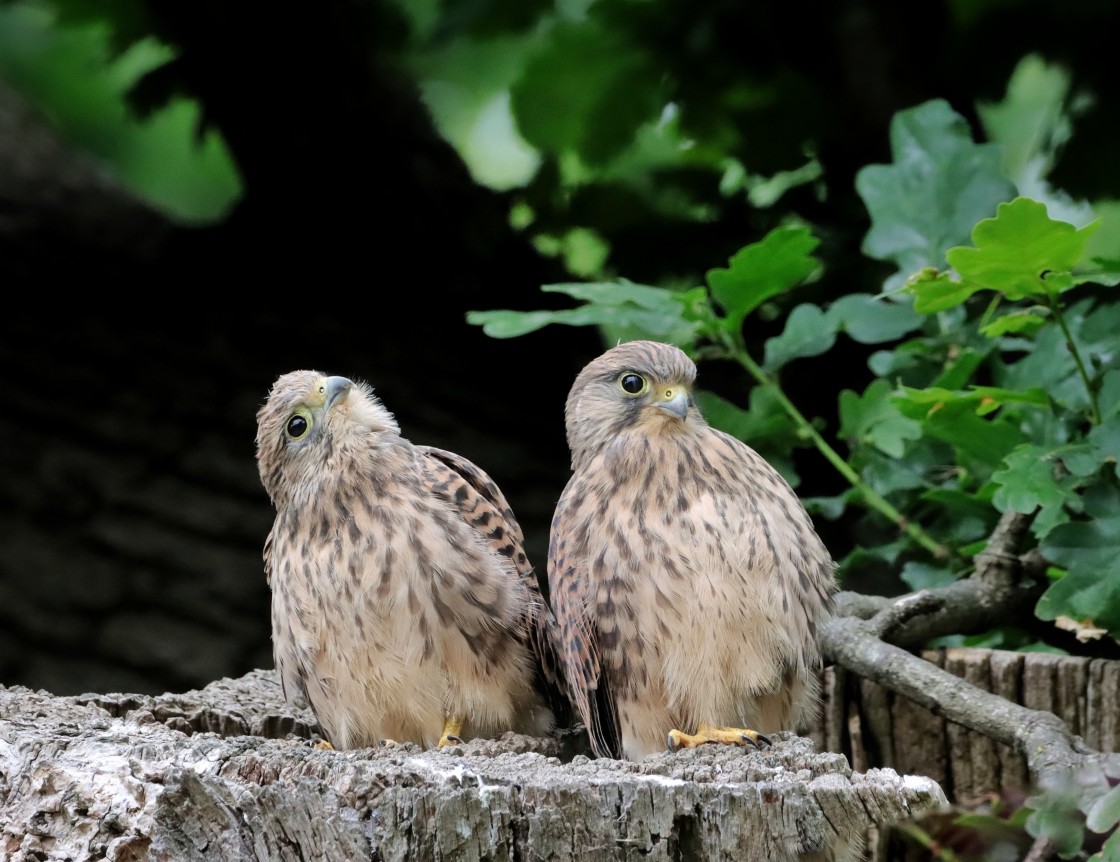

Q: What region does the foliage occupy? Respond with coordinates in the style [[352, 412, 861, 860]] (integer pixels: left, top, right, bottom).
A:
[[469, 94, 1120, 650], [1025, 763, 1120, 861], [0, 0, 240, 223], [5, 0, 1113, 688], [2, 1, 1117, 855], [891, 791, 1035, 862]]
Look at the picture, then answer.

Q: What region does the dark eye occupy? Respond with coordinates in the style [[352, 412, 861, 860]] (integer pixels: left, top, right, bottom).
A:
[[286, 415, 309, 439], [619, 373, 646, 395]]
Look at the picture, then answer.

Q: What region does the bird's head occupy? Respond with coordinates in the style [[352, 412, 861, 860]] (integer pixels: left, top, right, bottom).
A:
[[564, 340, 705, 469], [255, 369, 398, 507]]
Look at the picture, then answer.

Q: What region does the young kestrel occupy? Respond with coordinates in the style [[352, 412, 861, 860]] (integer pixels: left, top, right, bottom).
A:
[[547, 340, 837, 760], [255, 370, 557, 750]]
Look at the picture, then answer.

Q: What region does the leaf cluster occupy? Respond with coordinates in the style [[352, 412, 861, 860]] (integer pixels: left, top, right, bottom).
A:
[[470, 95, 1120, 654], [1026, 763, 1120, 862]]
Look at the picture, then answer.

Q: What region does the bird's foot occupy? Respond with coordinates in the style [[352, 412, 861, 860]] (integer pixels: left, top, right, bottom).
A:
[[668, 721, 771, 752], [311, 737, 335, 750], [437, 716, 464, 749]]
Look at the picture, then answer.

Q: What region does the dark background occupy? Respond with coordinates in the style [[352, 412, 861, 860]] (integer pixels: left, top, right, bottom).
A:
[[1, 0, 1116, 696]]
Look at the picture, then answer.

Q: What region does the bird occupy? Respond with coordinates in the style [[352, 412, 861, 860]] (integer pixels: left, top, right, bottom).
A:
[[546, 340, 837, 760], [255, 369, 560, 750]]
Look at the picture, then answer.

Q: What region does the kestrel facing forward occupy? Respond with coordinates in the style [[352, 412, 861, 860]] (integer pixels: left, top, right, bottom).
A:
[[547, 340, 837, 760], [255, 370, 557, 750]]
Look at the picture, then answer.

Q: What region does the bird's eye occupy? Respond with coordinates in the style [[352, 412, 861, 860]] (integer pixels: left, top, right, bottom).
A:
[[619, 373, 647, 395], [286, 412, 310, 440]]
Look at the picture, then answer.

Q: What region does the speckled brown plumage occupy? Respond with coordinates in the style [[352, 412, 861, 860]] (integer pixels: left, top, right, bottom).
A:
[[256, 370, 555, 750], [547, 341, 837, 760]]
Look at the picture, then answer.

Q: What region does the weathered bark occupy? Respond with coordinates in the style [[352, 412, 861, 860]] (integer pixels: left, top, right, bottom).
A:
[[0, 670, 947, 862]]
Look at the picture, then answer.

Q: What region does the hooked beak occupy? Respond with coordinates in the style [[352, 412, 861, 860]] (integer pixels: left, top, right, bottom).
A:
[[653, 386, 689, 420], [324, 376, 352, 410]]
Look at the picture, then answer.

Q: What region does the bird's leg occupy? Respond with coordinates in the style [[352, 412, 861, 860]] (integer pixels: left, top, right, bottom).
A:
[[312, 737, 336, 751], [437, 716, 464, 748], [667, 721, 771, 751]]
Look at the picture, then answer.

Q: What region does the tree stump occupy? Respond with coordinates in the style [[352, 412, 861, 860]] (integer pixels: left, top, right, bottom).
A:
[[0, 670, 947, 861], [814, 647, 1120, 805]]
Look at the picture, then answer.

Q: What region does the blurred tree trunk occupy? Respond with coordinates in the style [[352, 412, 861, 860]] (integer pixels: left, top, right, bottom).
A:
[[0, 10, 598, 697]]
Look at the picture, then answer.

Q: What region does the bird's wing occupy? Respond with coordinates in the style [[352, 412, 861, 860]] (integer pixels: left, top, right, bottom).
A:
[[418, 444, 573, 729], [263, 527, 275, 587], [419, 445, 529, 574], [262, 525, 311, 709], [547, 485, 621, 758]]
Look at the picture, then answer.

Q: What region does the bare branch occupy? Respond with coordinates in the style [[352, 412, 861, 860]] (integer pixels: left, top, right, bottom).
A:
[[853, 509, 1047, 649], [823, 508, 1120, 787], [819, 614, 1108, 784]]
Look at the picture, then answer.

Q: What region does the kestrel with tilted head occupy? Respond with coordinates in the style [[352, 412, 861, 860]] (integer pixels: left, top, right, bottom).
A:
[[255, 370, 561, 750]]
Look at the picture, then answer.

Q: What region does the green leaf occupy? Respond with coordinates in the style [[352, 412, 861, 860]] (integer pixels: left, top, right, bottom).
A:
[[900, 561, 960, 591], [466, 280, 701, 343], [991, 444, 1081, 514], [860, 448, 938, 495], [980, 309, 1050, 337], [1079, 300, 1120, 365], [802, 494, 848, 520], [1075, 266, 1120, 288], [1085, 783, 1120, 833], [972, 386, 1051, 412], [856, 99, 1015, 288], [1037, 516, 1120, 637], [930, 349, 986, 391], [540, 281, 679, 309], [511, 19, 662, 165], [894, 396, 1024, 476], [1099, 370, 1120, 420], [541, 282, 702, 346], [946, 198, 1100, 300], [1000, 321, 1085, 411], [694, 388, 802, 486], [839, 379, 922, 458], [694, 388, 797, 446], [1026, 795, 1089, 859], [977, 54, 1077, 198], [921, 488, 996, 543], [1089, 416, 1120, 480], [906, 268, 984, 313], [467, 306, 599, 338], [705, 226, 820, 332], [762, 304, 836, 371], [827, 293, 925, 343], [0, 6, 240, 223], [897, 385, 1049, 411], [1094, 830, 1120, 862], [1059, 443, 1107, 479]]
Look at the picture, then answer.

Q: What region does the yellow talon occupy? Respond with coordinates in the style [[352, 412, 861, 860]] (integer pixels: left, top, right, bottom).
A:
[[668, 721, 771, 751], [312, 738, 335, 750], [437, 716, 464, 748]]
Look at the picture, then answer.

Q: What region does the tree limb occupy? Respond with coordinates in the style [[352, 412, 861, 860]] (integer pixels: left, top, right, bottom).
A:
[[823, 509, 1120, 788]]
